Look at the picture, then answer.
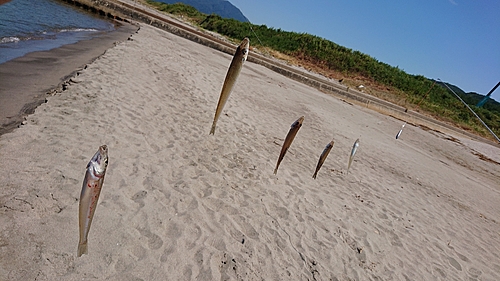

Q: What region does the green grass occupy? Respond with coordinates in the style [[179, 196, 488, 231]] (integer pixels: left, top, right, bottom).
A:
[[145, 0, 500, 140]]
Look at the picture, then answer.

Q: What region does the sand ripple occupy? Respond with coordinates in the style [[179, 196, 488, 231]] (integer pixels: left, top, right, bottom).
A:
[[1, 24, 499, 280]]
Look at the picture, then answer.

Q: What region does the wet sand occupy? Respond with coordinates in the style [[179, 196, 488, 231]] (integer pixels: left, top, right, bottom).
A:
[[0, 21, 138, 135]]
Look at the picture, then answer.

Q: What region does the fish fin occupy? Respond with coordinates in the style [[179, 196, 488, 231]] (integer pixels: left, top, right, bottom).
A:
[[77, 243, 88, 257]]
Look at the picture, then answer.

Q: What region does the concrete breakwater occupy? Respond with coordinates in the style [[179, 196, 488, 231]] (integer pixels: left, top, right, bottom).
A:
[[59, 0, 498, 145]]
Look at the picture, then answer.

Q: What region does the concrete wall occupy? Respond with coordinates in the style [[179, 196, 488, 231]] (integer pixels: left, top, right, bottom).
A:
[[59, 0, 499, 146]]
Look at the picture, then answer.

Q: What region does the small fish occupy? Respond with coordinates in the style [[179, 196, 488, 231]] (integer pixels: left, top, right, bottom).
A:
[[210, 38, 250, 135], [347, 138, 359, 174], [396, 123, 406, 139], [274, 116, 304, 174], [78, 145, 109, 257], [313, 140, 334, 179]]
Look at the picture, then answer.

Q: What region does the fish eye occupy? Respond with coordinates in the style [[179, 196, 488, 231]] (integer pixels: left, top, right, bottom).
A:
[[242, 49, 247, 55]]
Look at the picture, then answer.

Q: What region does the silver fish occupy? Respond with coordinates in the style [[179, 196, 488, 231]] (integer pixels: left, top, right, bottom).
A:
[[347, 138, 359, 174], [274, 116, 304, 174], [396, 123, 406, 139], [210, 38, 250, 135], [78, 145, 109, 257], [313, 140, 334, 179]]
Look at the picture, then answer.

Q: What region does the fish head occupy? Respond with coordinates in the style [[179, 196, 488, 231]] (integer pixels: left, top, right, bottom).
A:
[[291, 116, 304, 128], [238, 38, 250, 62], [89, 145, 108, 177], [352, 138, 360, 150]]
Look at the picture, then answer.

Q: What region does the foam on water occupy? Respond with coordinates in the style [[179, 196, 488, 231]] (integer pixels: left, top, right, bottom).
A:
[[0, 0, 114, 64]]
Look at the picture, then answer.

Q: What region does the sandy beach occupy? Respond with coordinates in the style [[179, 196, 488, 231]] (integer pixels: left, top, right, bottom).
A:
[[1, 22, 499, 280], [0, 21, 137, 135]]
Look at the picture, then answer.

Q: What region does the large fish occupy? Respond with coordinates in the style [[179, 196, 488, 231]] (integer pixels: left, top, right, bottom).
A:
[[395, 122, 406, 139], [210, 38, 250, 135], [78, 145, 109, 257], [312, 140, 334, 179], [347, 138, 359, 174], [274, 116, 304, 174]]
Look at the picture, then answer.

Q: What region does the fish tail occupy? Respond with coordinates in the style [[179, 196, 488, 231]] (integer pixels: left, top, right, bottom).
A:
[[209, 123, 216, 135], [312, 173, 317, 179], [273, 167, 278, 175], [77, 242, 88, 257]]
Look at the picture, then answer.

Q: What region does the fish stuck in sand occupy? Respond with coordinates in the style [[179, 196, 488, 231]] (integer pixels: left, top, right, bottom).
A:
[[313, 140, 334, 179], [274, 116, 304, 174], [396, 122, 406, 139], [210, 38, 250, 135], [78, 145, 109, 257], [347, 138, 360, 174]]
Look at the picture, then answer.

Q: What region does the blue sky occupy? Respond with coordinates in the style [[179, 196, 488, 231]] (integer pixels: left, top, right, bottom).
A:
[[229, 0, 500, 102]]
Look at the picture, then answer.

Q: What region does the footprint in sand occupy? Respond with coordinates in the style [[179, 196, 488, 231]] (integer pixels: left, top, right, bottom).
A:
[[131, 190, 147, 208], [160, 222, 184, 262], [432, 262, 447, 279], [130, 190, 164, 251], [447, 256, 462, 271], [467, 267, 482, 279], [137, 227, 163, 250]]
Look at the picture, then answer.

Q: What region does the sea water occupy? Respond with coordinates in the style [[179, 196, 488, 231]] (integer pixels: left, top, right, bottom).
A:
[[0, 0, 115, 64]]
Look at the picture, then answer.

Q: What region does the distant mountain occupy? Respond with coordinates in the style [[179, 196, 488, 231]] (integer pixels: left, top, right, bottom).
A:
[[436, 80, 500, 111], [156, 0, 249, 22]]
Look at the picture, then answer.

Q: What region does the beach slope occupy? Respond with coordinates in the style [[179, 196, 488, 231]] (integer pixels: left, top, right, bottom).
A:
[[0, 21, 137, 135], [1, 24, 499, 280]]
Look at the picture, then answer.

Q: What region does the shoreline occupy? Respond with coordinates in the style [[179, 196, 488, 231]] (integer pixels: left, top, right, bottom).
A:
[[0, 20, 138, 136], [2, 0, 497, 146]]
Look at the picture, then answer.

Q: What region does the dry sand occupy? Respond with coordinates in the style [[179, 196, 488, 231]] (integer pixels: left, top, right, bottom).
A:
[[1, 23, 499, 280]]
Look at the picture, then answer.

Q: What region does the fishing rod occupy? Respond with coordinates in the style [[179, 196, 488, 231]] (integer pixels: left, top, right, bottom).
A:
[[438, 78, 500, 143], [247, 22, 271, 57], [477, 81, 500, 107], [395, 80, 437, 140], [416, 80, 436, 108]]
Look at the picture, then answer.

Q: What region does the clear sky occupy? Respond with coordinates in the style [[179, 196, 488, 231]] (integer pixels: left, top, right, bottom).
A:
[[229, 0, 500, 102]]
